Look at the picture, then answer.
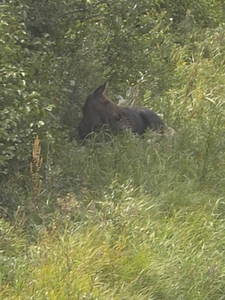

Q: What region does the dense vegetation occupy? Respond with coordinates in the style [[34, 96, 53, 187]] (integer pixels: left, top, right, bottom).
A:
[[1, 0, 225, 298]]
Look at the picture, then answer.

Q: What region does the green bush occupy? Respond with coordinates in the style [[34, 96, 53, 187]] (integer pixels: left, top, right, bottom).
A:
[[0, 2, 56, 174]]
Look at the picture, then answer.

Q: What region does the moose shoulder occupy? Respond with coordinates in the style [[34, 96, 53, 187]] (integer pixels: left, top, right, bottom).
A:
[[78, 82, 166, 140]]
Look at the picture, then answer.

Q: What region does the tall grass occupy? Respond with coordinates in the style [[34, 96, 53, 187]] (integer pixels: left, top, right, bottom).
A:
[[1, 116, 225, 298], [1, 23, 225, 300], [1, 194, 225, 299]]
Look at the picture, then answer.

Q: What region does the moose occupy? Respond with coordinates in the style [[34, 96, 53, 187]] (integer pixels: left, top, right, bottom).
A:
[[78, 82, 166, 140]]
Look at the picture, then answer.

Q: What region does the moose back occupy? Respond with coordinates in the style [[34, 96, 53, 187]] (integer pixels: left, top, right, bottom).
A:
[[78, 82, 166, 140]]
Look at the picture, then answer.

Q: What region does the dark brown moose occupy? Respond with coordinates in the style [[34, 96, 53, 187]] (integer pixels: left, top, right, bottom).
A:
[[78, 82, 166, 140]]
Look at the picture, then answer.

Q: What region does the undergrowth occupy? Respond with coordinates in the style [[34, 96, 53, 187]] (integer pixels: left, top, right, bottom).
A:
[[1, 18, 225, 300], [1, 116, 225, 299]]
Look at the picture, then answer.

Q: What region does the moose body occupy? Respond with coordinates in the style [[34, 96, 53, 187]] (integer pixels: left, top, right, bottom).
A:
[[78, 82, 166, 140]]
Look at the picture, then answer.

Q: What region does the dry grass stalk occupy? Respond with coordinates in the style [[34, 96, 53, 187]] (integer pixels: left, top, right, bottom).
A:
[[30, 135, 43, 199]]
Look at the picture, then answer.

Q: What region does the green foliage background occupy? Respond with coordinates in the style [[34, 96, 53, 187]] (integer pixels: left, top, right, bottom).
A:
[[1, 0, 225, 173], [1, 0, 225, 298]]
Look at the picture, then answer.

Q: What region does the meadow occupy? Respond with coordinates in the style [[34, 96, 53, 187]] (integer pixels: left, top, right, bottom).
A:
[[1, 1, 225, 299], [1, 87, 225, 299]]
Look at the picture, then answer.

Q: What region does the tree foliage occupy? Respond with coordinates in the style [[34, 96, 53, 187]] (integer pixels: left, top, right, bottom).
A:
[[1, 0, 225, 176]]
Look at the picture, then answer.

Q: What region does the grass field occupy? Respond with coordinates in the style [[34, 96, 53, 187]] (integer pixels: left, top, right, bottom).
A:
[[1, 20, 225, 300], [1, 116, 225, 299]]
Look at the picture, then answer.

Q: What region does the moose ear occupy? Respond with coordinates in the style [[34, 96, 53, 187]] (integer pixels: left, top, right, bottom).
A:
[[93, 81, 107, 97]]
